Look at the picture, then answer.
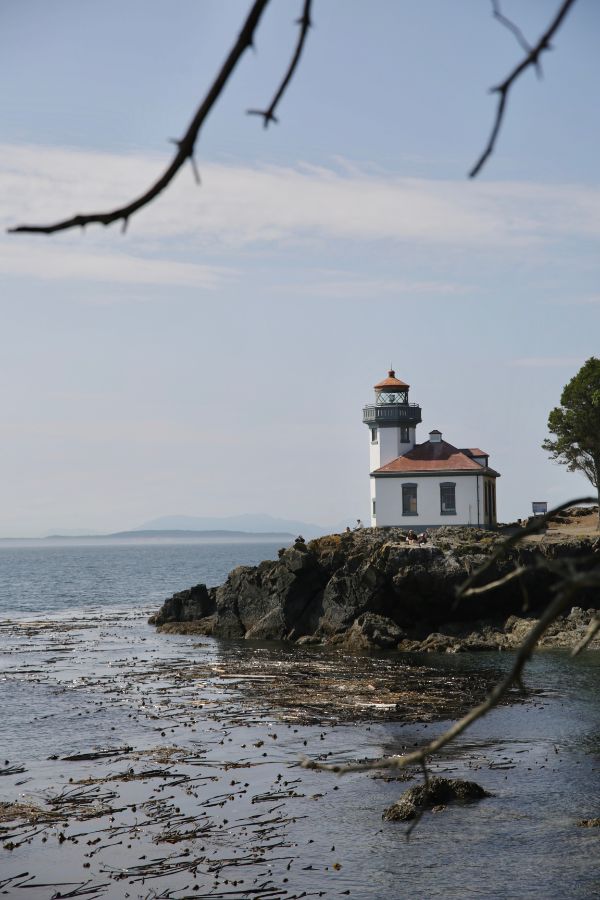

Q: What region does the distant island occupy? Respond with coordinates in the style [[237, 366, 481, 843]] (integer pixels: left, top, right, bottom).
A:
[[0, 529, 296, 544], [0, 512, 354, 543], [135, 513, 334, 539], [45, 529, 295, 542]]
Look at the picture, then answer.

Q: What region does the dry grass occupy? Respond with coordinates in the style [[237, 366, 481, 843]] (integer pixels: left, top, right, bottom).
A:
[[523, 509, 599, 543]]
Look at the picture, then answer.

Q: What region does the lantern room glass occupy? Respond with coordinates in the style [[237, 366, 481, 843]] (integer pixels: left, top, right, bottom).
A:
[[376, 390, 408, 405]]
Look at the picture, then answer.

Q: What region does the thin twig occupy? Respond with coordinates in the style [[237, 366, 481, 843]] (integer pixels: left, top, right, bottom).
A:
[[456, 495, 595, 598], [404, 761, 430, 840], [8, 0, 272, 235], [491, 0, 537, 62], [460, 563, 529, 597], [470, 0, 578, 178], [571, 614, 600, 656], [248, 0, 312, 127]]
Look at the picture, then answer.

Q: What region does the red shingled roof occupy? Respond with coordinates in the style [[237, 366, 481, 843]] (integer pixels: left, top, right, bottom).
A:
[[465, 448, 488, 458], [374, 440, 489, 474], [374, 369, 409, 390]]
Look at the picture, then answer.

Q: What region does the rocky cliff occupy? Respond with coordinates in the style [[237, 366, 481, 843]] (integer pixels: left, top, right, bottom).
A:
[[148, 527, 599, 651]]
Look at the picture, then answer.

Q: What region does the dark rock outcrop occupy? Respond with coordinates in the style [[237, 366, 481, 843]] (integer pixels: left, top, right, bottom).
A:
[[148, 583, 216, 626], [398, 605, 600, 653], [382, 776, 490, 821], [149, 527, 599, 649]]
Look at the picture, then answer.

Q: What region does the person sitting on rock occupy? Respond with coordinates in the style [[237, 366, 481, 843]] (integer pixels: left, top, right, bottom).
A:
[[355, 519, 364, 530], [417, 530, 429, 544], [407, 529, 417, 543]]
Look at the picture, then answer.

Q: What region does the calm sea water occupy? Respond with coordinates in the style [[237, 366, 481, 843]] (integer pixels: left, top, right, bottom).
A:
[[0, 538, 286, 617], [0, 540, 598, 899]]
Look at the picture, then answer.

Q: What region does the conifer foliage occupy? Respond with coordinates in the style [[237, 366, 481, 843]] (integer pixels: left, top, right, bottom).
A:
[[543, 357, 600, 523]]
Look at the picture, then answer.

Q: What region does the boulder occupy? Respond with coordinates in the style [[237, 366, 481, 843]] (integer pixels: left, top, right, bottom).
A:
[[157, 616, 216, 635], [148, 583, 215, 626], [383, 776, 490, 821], [333, 613, 405, 650]]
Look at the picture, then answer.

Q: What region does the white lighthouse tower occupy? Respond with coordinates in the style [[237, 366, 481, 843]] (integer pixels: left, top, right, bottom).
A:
[[363, 370, 422, 525]]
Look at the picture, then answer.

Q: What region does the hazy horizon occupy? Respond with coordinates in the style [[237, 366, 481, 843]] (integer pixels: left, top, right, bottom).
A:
[[0, 511, 341, 541]]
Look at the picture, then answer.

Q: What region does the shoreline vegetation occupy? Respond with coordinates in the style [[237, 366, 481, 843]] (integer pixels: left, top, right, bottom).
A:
[[150, 508, 600, 654]]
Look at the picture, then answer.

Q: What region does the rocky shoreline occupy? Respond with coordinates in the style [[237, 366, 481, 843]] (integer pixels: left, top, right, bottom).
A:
[[149, 525, 599, 653]]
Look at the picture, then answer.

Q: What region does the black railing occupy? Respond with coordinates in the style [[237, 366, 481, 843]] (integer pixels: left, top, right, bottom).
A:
[[362, 403, 422, 425]]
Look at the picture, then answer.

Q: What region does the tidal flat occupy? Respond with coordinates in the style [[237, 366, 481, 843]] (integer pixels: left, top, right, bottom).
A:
[[1, 540, 598, 899], [1, 608, 599, 900]]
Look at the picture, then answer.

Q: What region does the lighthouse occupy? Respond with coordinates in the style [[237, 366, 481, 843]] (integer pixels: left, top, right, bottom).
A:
[[363, 371, 422, 526], [363, 370, 499, 529]]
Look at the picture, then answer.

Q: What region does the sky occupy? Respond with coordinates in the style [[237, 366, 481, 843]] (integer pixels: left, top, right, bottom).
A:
[[0, 0, 599, 536]]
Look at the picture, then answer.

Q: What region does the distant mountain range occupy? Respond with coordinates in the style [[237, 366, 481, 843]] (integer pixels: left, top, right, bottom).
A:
[[41, 529, 294, 542], [14, 513, 355, 542], [134, 514, 338, 539]]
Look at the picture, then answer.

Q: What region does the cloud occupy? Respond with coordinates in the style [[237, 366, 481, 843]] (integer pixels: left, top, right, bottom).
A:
[[1, 143, 600, 287], [570, 295, 600, 305], [508, 357, 584, 368], [5, 144, 600, 248], [276, 274, 470, 299], [0, 242, 230, 289]]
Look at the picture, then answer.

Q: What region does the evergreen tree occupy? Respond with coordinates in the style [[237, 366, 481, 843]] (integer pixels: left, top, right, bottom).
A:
[[543, 357, 600, 525]]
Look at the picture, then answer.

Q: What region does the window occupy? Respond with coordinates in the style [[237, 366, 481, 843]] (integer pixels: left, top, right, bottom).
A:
[[485, 481, 496, 522], [440, 482, 456, 515], [372, 499, 376, 516], [378, 390, 408, 404], [484, 481, 495, 522], [400, 426, 410, 443], [370, 427, 378, 443], [402, 483, 418, 516]]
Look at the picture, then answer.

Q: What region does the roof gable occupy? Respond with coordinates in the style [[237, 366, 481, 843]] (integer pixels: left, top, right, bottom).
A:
[[374, 439, 488, 474]]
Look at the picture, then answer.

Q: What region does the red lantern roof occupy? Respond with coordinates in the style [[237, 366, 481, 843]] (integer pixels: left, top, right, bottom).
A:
[[374, 369, 409, 390]]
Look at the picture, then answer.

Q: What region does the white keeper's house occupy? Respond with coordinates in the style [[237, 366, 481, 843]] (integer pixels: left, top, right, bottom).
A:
[[363, 370, 500, 529]]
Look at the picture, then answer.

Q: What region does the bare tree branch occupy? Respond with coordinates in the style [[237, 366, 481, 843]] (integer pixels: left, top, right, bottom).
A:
[[470, 0, 578, 178], [247, 0, 312, 127], [7, 0, 583, 231], [572, 614, 600, 656], [7, 0, 272, 235]]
